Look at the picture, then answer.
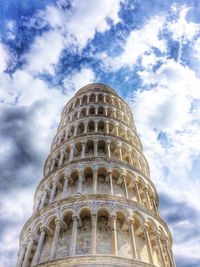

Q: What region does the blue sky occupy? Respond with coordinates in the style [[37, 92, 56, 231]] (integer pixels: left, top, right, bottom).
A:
[[0, 1, 200, 266]]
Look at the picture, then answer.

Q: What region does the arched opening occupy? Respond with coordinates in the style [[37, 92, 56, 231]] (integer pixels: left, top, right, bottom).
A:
[[85, 140, 94, 157], [98, 106, 104, 116], [97, 167, 109, 195], [89, 94, 95, 103], [96, 208, 111, 254], [77, 122, 84, 135], [68, 171, 79, 195], [98, 140, 106, 156], [82, 95, 87, 105], [67, 126, 74, 139], [54, 175, 65, 201], [82, 167, 93, 195], [74, 142, 82, 160], [110, 141, 119, 159], [90, 107, 95, 116], [98, 94, 103, 102], [76, 208, 92, 255], [88, 121, 95, 133], [80, 108, 86, 118], [98, 121, 105, 133], [112, 169, 125, 198], [116, 211, 132, 258], [56, 211, 73, 258]]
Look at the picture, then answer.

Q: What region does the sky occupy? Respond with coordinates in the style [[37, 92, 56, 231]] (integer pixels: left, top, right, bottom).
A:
[[0, 0, 200, 266]]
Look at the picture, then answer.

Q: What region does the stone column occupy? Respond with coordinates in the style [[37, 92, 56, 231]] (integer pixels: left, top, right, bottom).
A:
[[115, 124, 119, 136], [49, 181, 57, 204], [105, 107, 108, 116], [111, 96, 114, 105], [122, 174, 128, 199], [107, 141, 111, 158], [33, 228, 47, 265], [164, 240, 176, 267], [40, 189, 48, 209], [143, 224, 154, 265], [69, 144, 75, 161], [110, 215, 118, 256], [155, 233, 167, 267], [16, 243, 26, 267], [86, 108, 89, 116], [50, 158, 56, 171], [134, 179, 141, 204], [64, 130, 69, 140], [84, 121, 88, 134], [107, 171, 113, 195], [62, 175, 69, 199], [128, 149, 133, 165], [93, 169, 97, 194], [94, 121, 98, 133], [113, 109, 116, 119], [103, 94, 106, 103], [95, 94, 98, 102], [58, 149, 65, 166], [70, 216, 78, 256], [151, 195, 158, 214], [77, 170, 83, 194], [127, 218, 137, 259], [33, 195, 42, 213], [95, 107, 98, 116], [105, 121, 109, 133], [91, 214, 97, 254], [94, 140, 98, 157], [118, 144, 123, 161], [22, 238, 34, 267], [87, 94, 90, 103], [144, 186, 151, 209], [81, 141, 86, 158], [74, 124, 78, 137], [50, 219, 61, 260]]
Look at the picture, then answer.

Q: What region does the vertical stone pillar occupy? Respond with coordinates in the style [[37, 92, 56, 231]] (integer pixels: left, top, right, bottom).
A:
[[33, 228, 47, 265], [91, 214, 97, 254], [127, 218, 138, 259], [22, 238, 34, 267], [74, 124, 78, 136], [113, 109, 116, 119], [94, 140, 98, 157], [105, 121, 109, 133], [143, 224, 154, 265], [81, 141, 86, 158], [93, 169, 97, 194], [165, 240, 176, 267], [107, 141, 111, 158], [105, 107, 108, 116], [111, 96, 114, 105], [144, 186, 151, 209], [58, 149, 65, 166], [16, 244, 26, 267], [77, 170, 83, 194], [62, 175, 69, 198], [134, 179, 141, 204], [118, 144, 123, 161], [69, 144, 75, 161], [50, 219, 61, 260], [110, 215, 118, 256], [33, 195, 42, 213], [49, 181, 57, 204], [107, 171, 113, 195], [87, 94, 90, 103], [70, 216, 78, 256], [84, 121, 88, 134], [94, 121, 98, 133], [103, 94, 106, 103], [115, 124, 119, 136], [122, 174, 129, 199], [79, 97, 83, 105], [40, 189, 48, 209], [50, 158, 56, 172], [155, 233, 166, 267]]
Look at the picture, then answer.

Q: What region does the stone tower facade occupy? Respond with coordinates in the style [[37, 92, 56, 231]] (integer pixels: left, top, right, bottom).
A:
[[16, 83, 176, 267]]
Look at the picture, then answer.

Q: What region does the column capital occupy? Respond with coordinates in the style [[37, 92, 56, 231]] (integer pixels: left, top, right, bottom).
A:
[[127, 217, 135, 225]]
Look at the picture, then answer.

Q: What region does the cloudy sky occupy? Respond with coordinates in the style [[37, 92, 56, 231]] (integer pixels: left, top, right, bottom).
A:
[[0, 0, 200, 266]]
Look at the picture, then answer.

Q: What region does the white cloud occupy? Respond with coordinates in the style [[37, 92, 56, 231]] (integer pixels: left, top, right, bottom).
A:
[[23, 31, 65, 75], [0, 43, 9, 73], [71, 67, 95, 89], [98, 15, 166, 70]]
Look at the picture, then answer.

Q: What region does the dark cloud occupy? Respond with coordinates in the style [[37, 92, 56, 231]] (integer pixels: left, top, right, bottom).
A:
[[0, 102, 51, 191]]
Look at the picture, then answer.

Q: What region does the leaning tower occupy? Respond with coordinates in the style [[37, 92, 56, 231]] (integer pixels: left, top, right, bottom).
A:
[[16, 83, 176, 267]]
